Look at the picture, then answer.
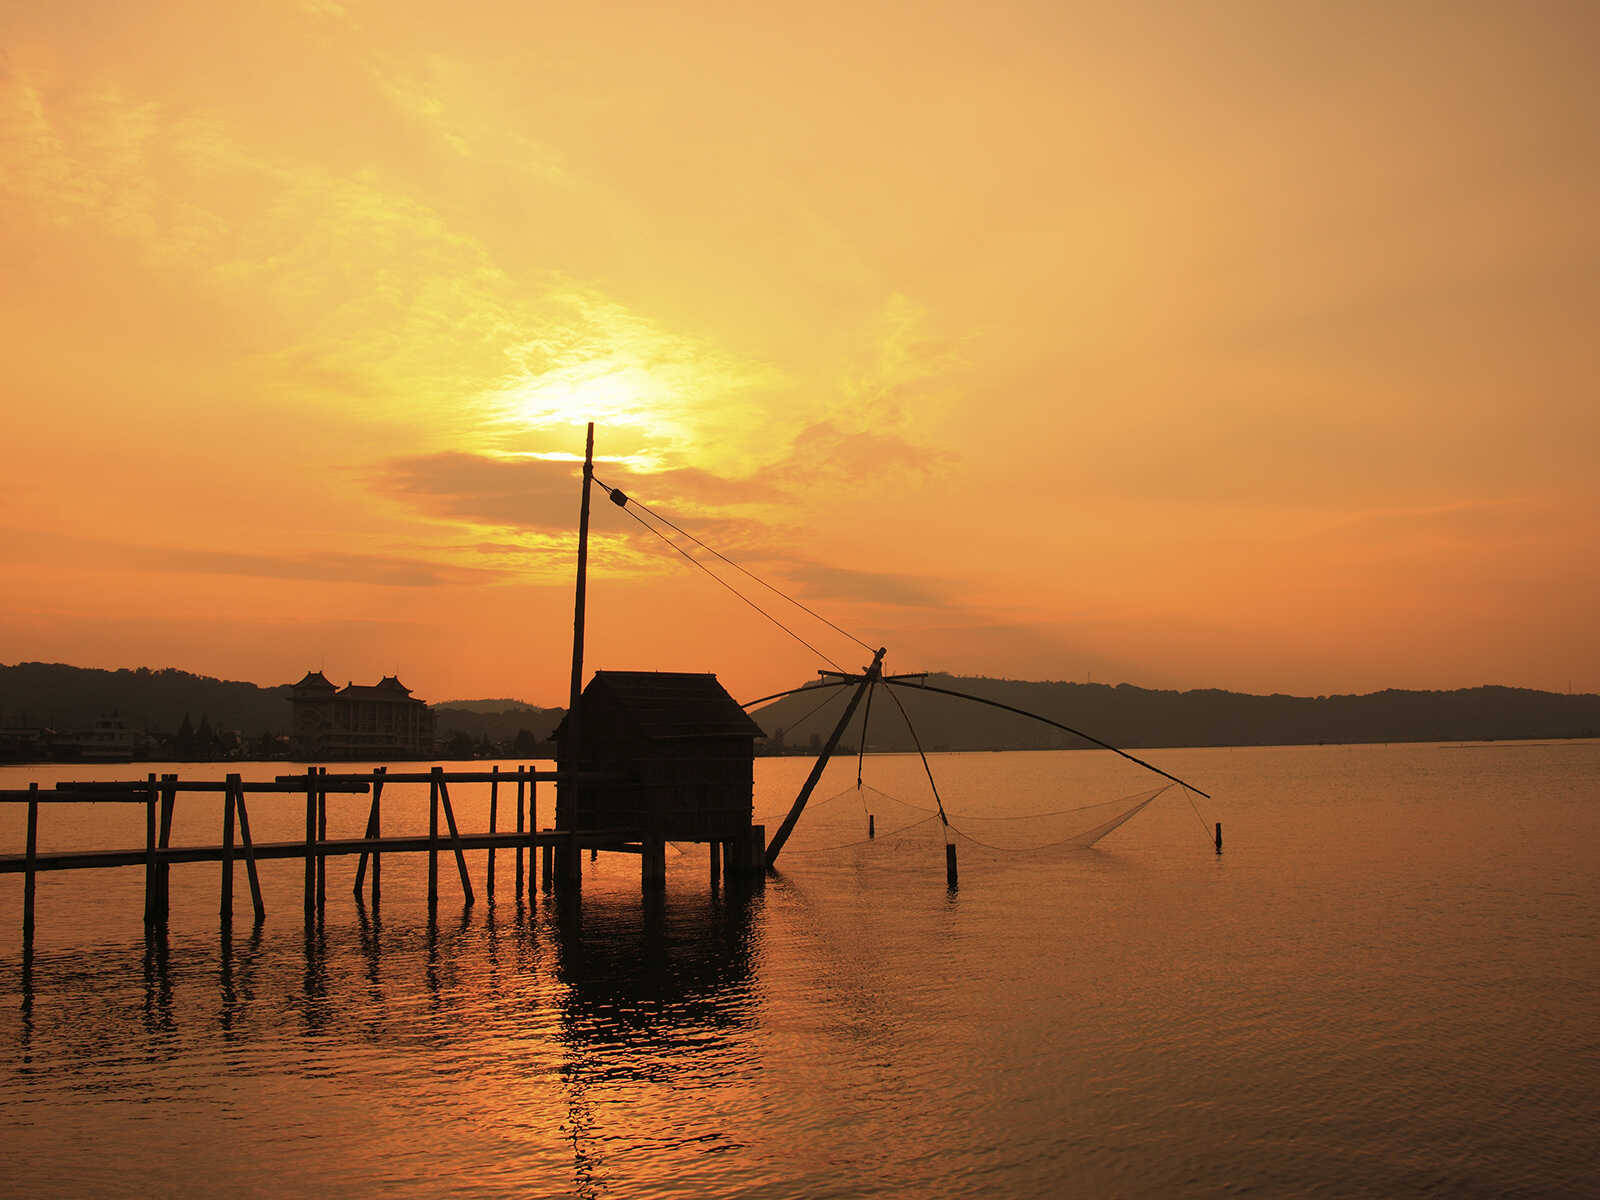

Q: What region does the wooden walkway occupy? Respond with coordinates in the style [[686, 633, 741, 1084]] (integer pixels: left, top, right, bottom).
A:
[[2, 766, 765, 950]]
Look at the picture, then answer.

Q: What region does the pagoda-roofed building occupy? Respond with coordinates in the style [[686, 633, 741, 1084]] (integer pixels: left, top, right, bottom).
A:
[[555, 671, 762, 842], [288, 671, 434, 760]]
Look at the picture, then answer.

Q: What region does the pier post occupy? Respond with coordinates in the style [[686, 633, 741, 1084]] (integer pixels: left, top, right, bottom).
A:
[[141, 775, 156, 924], [318, 766, 328, 908], [642, 834, 666, 891], [24, 784, 38, 943], [868, 814, 875, 839], [528, 773, 539, 898], [515, 770, 525, 898], [303, 771, 316, 920], [709, 840, 720, 889], [748, 824, 766, 880], [436, 771, 475, 904], [427, 771, 440, 905], [488, 765, 499, 902], [221, 772, 236, 928], [945, 842, 958, 889], [563, 834, 582, 889], [371, 766, 384, 903], [1215, 821, 1223, 854], [233, 780, 266, 921], [158, 775, 176, 923]]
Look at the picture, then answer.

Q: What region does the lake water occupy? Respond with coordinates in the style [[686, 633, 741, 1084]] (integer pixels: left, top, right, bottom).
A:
[[2, 743, 1597, 1197]]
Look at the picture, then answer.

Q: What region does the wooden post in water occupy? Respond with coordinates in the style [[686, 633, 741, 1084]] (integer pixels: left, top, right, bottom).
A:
[[141, 775, 156, 924], [708, 840, 720, 888], [427, 771, 440, 905], [371, 766, 384, 903], [355, 766, 386, 903], [303, 770, 317, 919], [233, 779, 266, 921], [436, 770, 475, 904], [642, 834, 666, 891], [220, 772, 237, 927], [945, 842, 958, 889], [868, 814, 875, 839], [158, 774, 176, 923], [315, 766, 327, 912], [1215, 822, 1223, 854], [24, 784, 39, 942], [514, 769, 525, 898], [487, 765, 499, 901]]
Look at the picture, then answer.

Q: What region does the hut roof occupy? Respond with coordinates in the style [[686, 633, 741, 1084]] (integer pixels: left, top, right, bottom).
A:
[[561, 671, 763, 741]]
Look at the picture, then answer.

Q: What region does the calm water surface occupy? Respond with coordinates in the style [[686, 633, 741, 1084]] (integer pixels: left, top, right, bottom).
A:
[[2, 744, 1597, 1197]]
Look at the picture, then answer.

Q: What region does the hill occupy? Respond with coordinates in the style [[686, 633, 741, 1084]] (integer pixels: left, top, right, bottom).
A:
[[750, 675, 1600, 752], [0, 663, 562, 748]]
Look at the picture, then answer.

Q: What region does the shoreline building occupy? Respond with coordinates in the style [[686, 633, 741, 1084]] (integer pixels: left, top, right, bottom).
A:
[[289, 671, 434, 760]]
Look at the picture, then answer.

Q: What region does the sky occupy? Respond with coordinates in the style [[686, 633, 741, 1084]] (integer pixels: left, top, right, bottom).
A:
[[2, 0, 1597, 705]]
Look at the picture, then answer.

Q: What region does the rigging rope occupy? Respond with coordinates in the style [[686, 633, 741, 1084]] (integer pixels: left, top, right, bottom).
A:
[[594, 474, 875, 659], [605, 493, 846, 670], [880, 680, 951, 836]]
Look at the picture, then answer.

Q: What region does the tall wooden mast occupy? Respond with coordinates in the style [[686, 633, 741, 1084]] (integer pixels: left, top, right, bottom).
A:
[[558, 422, 595, 839]]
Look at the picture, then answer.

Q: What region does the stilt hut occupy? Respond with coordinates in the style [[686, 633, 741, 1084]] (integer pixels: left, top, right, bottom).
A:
[[554, 671, 762, 841]]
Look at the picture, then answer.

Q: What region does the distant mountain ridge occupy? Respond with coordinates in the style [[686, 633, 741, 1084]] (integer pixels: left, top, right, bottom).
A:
[[750, 674, 1600, 752], [0, 662, 558, 742], [5, 661, 1596, 751]]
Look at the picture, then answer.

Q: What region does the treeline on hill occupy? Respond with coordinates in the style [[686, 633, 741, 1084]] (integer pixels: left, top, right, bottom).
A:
[[0, 662, 562, 757], [751, 674, 1600, 752]]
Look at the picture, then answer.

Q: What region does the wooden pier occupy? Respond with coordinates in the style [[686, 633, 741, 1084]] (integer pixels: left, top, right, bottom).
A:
[[1, 765, 767, 950]]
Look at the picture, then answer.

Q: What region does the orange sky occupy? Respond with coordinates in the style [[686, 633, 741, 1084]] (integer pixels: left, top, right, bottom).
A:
[[3, 1, 1597, 704]]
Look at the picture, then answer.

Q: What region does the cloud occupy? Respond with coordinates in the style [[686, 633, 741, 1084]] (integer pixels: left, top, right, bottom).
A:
[[782, 561, 954, 609], [3, 528, 497, 588], [375, 451, 775, 532]]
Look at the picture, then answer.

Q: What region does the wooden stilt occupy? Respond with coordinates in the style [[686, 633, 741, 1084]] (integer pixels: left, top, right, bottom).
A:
[[220, 772, 236, 925], [641, 834, 666, 890], [709, 839, 720, 888], [487, 765, 499, 902], [945, 841, 958, 889], [868, 814, 875, 839], [232, 779, 266, 920], [1215, 821, 1223, 854], [436, 771, 475, 904], [24, 785, 39, 941]]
